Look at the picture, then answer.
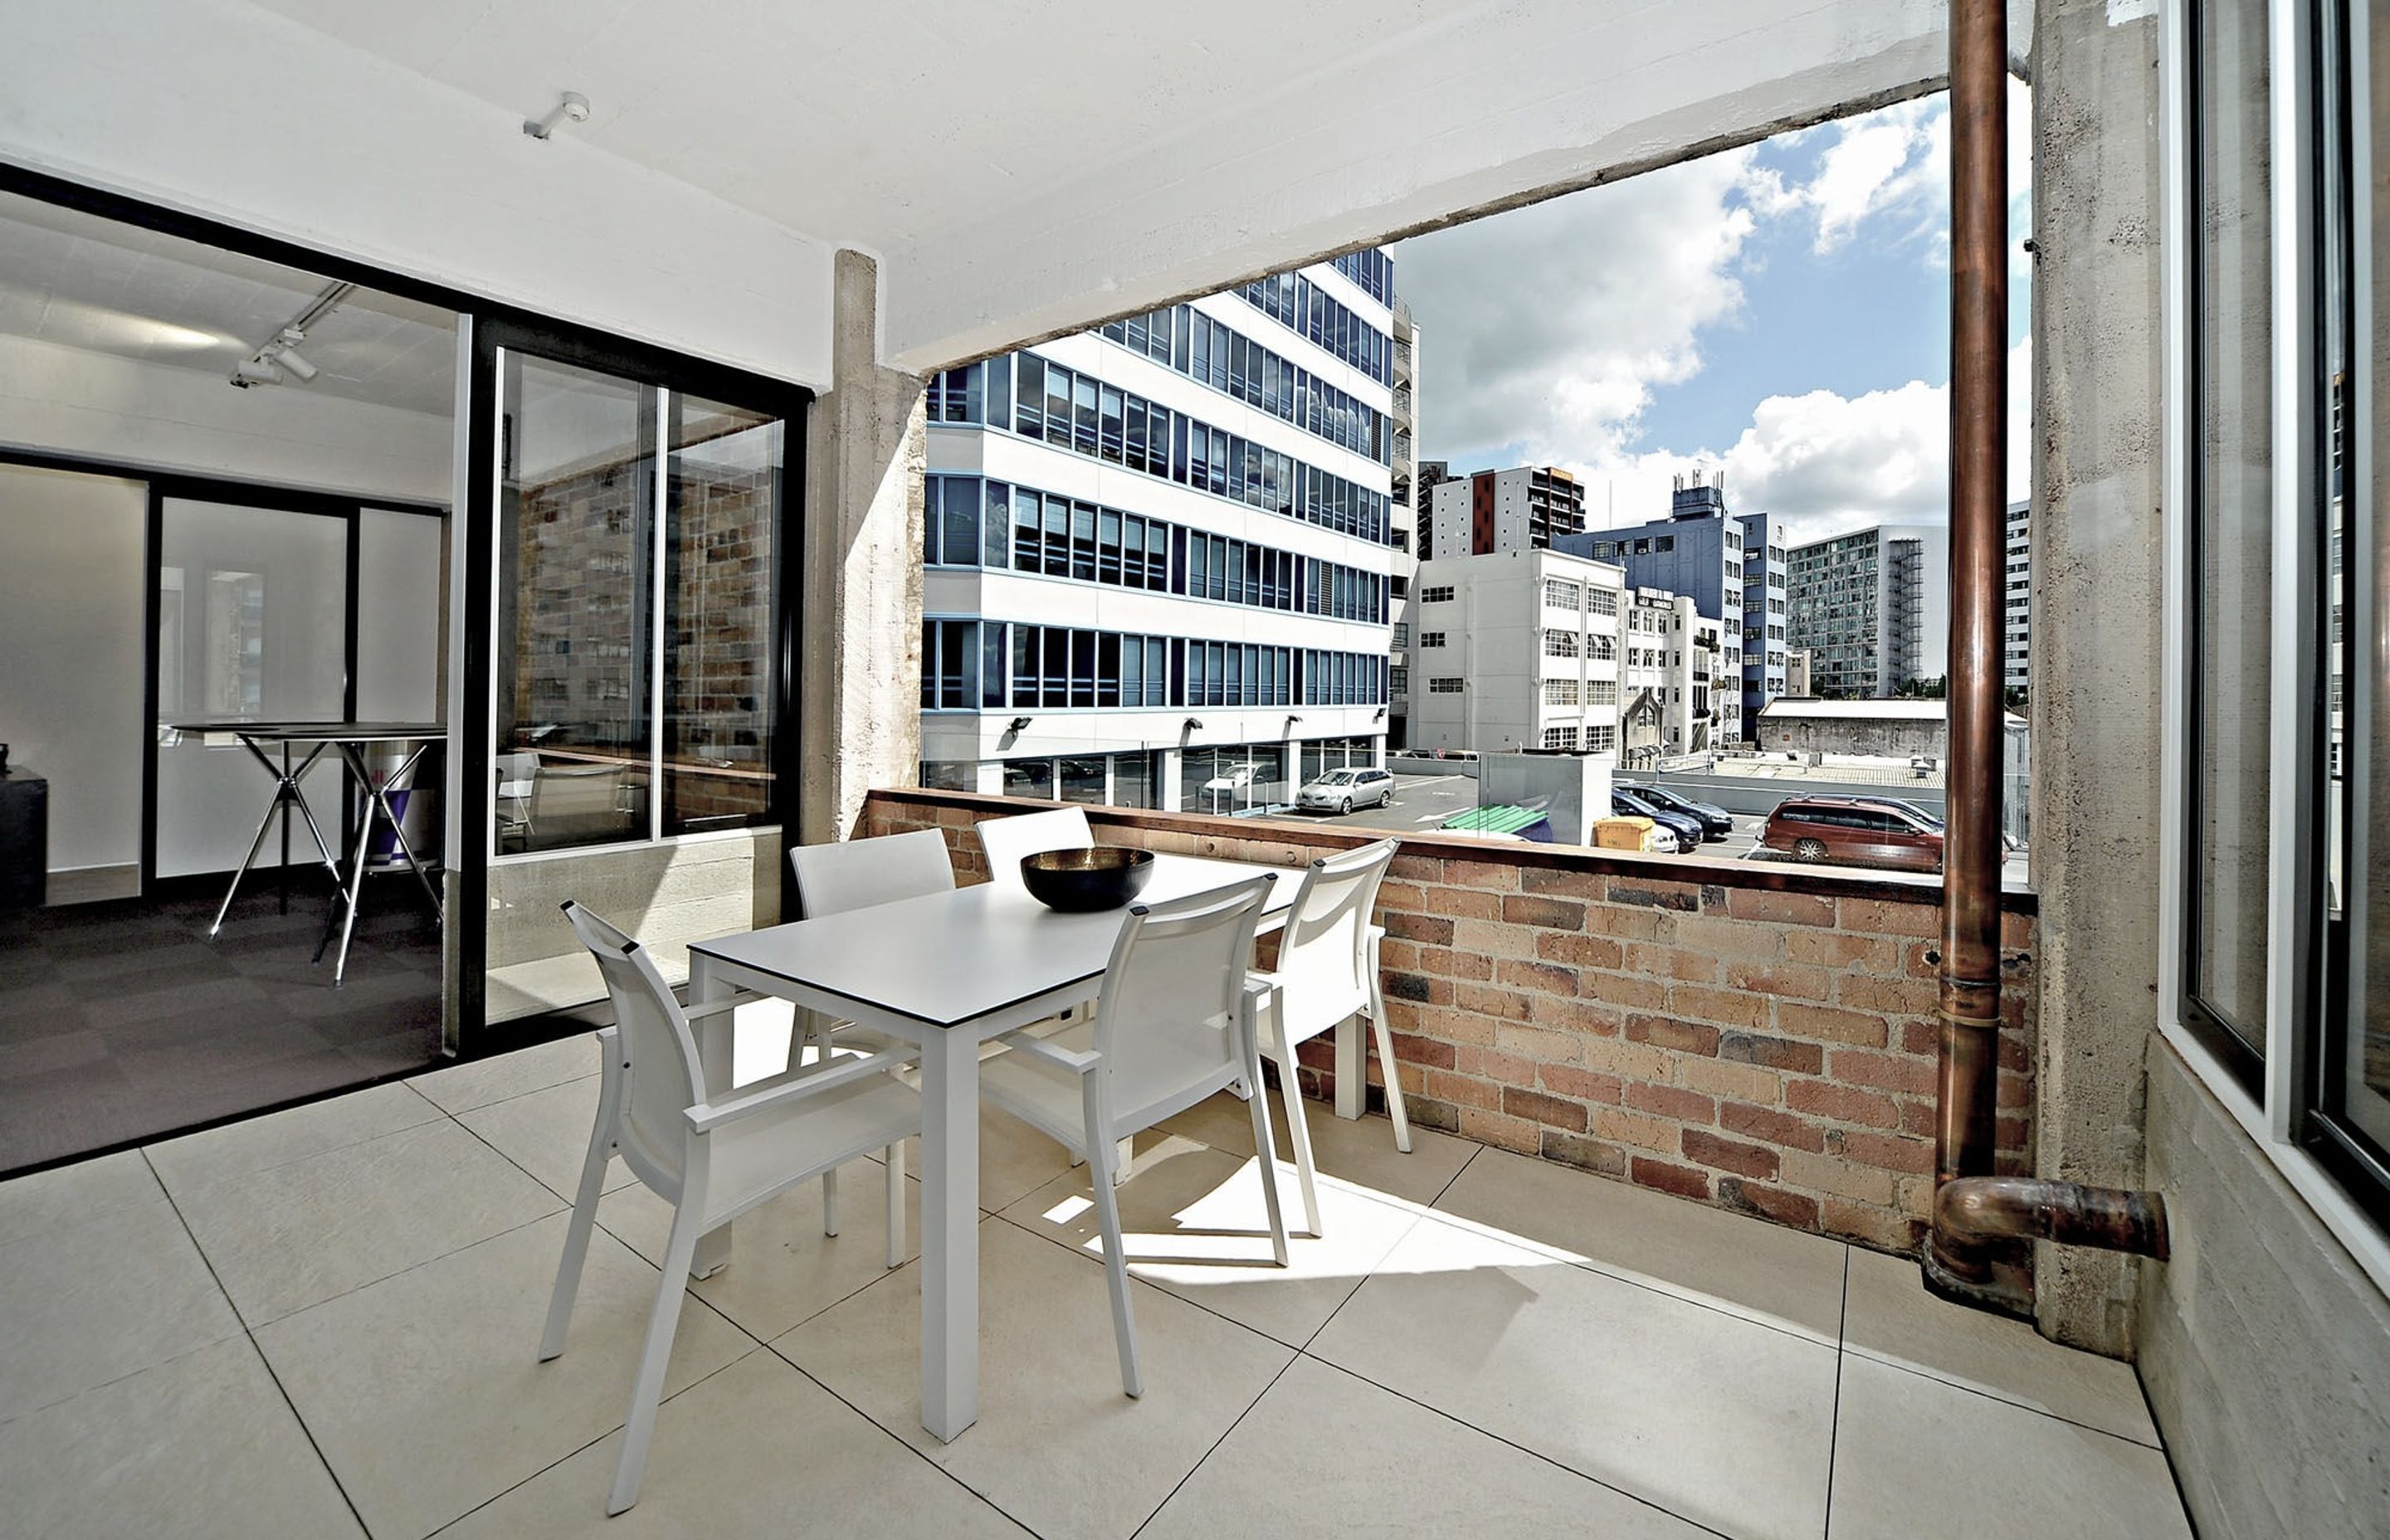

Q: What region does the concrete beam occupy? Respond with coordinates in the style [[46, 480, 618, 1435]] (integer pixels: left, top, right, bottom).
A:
[[801, 250, 924, 845], [2025, 0, 2165, 1356]]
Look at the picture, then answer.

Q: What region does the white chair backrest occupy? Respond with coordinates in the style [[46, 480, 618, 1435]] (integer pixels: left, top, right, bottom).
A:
[[1275, 837, 1399, 1017], [1093, 875, 1275, 1125], [563, 903, 704, 1182], [975, 807, 1095, 895], [790, 829, 956, 918]]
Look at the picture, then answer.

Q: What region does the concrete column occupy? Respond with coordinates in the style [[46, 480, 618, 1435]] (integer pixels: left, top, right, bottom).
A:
[[1157, 748, 1183, 813], [2025, 0, 2165, 1356], [802, 250, 925, 844]]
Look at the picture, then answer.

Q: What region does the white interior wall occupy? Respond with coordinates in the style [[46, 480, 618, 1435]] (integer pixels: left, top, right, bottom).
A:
[[355, 509, 445, 720], [0, 0, 836, 388], [0, 333, 452, 504], [0, 464, 147, 874]]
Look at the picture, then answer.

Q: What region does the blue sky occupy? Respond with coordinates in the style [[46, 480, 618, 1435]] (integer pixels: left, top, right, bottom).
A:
[[1389, 85, 2032, 546]]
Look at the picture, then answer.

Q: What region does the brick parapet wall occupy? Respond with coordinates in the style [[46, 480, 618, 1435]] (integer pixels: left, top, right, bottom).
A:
[[859, 787, 2036, 1256]]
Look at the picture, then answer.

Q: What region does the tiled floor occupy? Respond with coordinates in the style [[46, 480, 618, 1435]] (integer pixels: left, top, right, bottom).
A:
[[0, 1031, 2194, 1540]]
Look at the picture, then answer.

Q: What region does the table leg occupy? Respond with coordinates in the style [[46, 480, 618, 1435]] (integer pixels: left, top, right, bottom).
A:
[[688, 957, 738, 1280], [918, 1027, 981, 1443], [1334, 1013, 1364, 1120]]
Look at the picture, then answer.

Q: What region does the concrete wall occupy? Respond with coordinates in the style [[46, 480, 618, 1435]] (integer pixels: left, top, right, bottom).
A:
[[0, 0, 835, 388], [0, 333, 452, 504], [1646, 772, 1947, 822], [2137, 1046, 2390, 1538], [1757, 716, 1946, 758], [2029, 0, 2169, 1354]]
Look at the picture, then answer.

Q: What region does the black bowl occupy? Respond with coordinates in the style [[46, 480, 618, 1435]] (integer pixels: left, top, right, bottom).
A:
[[1020, 846, 1155, 912]]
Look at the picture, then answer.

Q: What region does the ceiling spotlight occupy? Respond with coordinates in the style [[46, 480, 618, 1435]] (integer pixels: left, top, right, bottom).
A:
[[270, 346, 319, 383], [228, 356, 280, 388], [524, 91, 593, 140]]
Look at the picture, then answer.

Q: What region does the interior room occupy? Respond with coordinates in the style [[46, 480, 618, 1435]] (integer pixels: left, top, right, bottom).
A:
[[0, 188, 458, 1172]]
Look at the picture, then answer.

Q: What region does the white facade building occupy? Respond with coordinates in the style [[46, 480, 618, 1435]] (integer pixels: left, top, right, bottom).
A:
[[919, 255, 1401, 813], [1407, 548, 1628, 758], [1618, 588, 1724, 769], [1423, 465, 1587, 560], [2005, 499, 2030, 693], [1785, 522, 1953, 697]]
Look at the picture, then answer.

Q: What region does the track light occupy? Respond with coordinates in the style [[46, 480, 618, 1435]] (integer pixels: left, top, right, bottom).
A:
[[524, 91, 593, 140], [229, 357, 279, 388], [271, 346, 319, 383]]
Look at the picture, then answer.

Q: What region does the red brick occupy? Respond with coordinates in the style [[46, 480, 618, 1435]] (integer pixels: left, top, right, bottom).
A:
[[1900, 1018, 1941, 1055], [1786, 928, 1900, 971], [1388, 855, 1446, 884], [1724, 889, 1838, 927], [1718, 1031, 1827, 1074], [1476, 1048, 1539, 1087], [1900, 1098, 1938, 1137], [1529, 994, 1625, 1036], [1821, 1199, 1926, 1252], [1426, 886, 1502, 919], [1420, 946, 1494, 981], [1580, 971, 1670, 1011], [1787, 1079, 1902, 1129], [1625, 1014, 1720, 1055], [1385, 913, 1455, 946], [1841, 898, 1940, 938], [1681, 1128, 1779, 1180], [1718, 1177, 1822, 1229], [1424, 1070, 1500, 1111], [1724, 961, 1833, 1001], [1459, 1106, 1540, 1153], [1502, 894, 1587, 930], [1498, 958, 1581, 997], [1538, 932, 1623, 969], [1540, 1063, 1624, 1104], [1839, 973, 1934, 1013], [1829, 1049, 1938, 1095], [1541, 1129, 1627, 1177], [1774, 1001, 1890, 1047], [1454, 983, 1534, 1021], [1387, 1032, 1457, 1070], [1520, 866, 1610, 900], [1719, 1100, 1828, 1153], [1667, 985, 1771, 1031], [1606, 879, 1701, 912], [1624, 942, 1719, 983], [1828, 1128, 1936, 1174], [1630, 1156, 1714, 1200], [1627, 1081, 1716, 1123], [1503, 1086, 1590, 1133]]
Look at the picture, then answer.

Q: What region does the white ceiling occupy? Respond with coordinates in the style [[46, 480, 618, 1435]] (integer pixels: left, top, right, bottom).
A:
[[0, 191, 456, 417]]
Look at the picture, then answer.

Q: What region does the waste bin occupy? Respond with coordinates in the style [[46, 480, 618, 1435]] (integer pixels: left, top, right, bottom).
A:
[[1593, 816, 1656, 852]]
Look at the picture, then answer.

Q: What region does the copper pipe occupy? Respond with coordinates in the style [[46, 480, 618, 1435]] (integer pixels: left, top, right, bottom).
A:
[[1927, 0, 2167, 1313]]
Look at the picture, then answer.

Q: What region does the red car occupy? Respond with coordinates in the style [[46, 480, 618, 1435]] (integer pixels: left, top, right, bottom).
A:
[[1760, 796, 1945, 874]]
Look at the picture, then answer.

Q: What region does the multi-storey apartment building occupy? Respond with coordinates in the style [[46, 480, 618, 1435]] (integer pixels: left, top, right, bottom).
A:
[[918, 251, 1400, 815], [2005, 499, 2031, 694], [1387, 300, 1422, 748], [1553, 472, 1763, 740], [1407, 548, 1627, 758], [1618, 588, 1724, 769], [1422, 465, 1588, 560], [1784, 522, 1952, 698]]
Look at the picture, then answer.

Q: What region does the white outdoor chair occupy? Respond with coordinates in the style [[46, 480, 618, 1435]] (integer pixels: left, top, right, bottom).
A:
[[974, 806, 1094, 894], [1249, 836, 1409, 1237], [542, 902, 920, 1515], [975, 875, 1290, 1398], [495, 752, 539, 848]]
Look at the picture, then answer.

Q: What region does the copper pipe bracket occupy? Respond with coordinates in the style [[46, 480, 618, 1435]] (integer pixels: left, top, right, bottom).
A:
[[1936, 1008, 2004, 1027]]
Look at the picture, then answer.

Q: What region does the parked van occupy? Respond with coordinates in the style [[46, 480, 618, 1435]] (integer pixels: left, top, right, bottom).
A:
[[1759, 796, 1944, 873]]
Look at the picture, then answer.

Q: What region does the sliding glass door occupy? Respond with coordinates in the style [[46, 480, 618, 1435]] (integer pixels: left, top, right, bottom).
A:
[[465, 325, 798, 1030]]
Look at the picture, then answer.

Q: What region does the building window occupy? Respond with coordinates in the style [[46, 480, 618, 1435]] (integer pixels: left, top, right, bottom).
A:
[[1588, 680, 1617, 705], [1389, 665, 1408, 694], [1544, 629, 1579, 659], [1585, 725, 1617, 753], [1392, 621, 1408, 647], [1419, 585, 1456, 603], [1419, 631, 1447, 649], [1588, 587, 1619, 616], [1544, 678, 1578, 706], [1541, 726, 1579, 750], [1427, 677, 1464, 694], [1543, 578, 1582, 611]]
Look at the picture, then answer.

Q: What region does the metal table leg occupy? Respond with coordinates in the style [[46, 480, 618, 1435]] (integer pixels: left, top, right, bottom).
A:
[[208, 736, 339, 936], [316, 740, 444, 986]]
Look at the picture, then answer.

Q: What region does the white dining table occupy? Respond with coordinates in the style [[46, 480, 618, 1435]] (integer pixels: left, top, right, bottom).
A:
[[683, 851, 1301, 1444]]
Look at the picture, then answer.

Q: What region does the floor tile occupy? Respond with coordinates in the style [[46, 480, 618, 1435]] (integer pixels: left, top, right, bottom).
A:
[[1140, 1355, 1711, 1540], [775, 1216, 1295, 1540], [458, 1075, 640, 1202], [165, 1117, 561, 1324], [0, 1336, 363, 1538], [876, 1100, 1085, 1216], [1309, 1212, 1839, 1540], [1432, 1145, 1849, 1343], [1828, 1355, 2192, 1539], [143, 1079, 445, 1193], [438, 1346, 1027, 1538], [596, 1157, 918, 1343], [1159, 1086, 1478, 1206], [256, 1211, 754, 1540], [0, 1148, 161, 1245], [412, 1032, 602, 1114], [997, 1140, 1422, 1348], [1841, 1246, 2160, 1445], [0, 1193, 242, 1421]]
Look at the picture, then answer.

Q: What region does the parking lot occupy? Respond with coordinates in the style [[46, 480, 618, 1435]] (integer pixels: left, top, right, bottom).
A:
[[1285, 772, 2026, 882]]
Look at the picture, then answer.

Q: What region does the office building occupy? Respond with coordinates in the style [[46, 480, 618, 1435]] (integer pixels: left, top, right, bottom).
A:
[[1423, 464, 1587, 559], [918, 252, 1401, 814], [1618, 588, 1724, 769], [1784, 522, 1952, 697], [2006, 499, 2031, 693], [1407, 548, 1627, 758], [1785, 647, 1815, 698], [1388, 300, 1422, 747], [1554, 470, 1769, 739]]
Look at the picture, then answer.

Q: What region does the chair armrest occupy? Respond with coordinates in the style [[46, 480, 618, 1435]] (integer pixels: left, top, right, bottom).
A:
[[684, 1048, 914, 1133], [991, 1031, 1100, 1075], [1366, 924, 1387, 943], [681, 992, 765, 1021]]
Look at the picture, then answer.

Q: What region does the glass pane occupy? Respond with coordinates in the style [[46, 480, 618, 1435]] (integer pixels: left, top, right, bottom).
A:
[[2345, 8, 2390, 1149], [495, 353, 652, 852], [2188, 0, 2273, 1056], [662, 394, 782, 836]]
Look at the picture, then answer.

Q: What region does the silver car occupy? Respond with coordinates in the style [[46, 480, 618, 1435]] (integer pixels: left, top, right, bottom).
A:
[[1296, 766, 1395, 813]]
